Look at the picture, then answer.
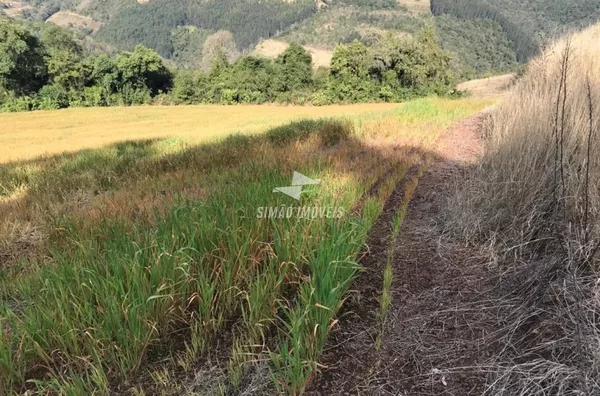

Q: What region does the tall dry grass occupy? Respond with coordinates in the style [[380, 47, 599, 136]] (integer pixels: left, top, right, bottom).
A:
[[453, 23, 600, 252], [449, 23, 600, 395]]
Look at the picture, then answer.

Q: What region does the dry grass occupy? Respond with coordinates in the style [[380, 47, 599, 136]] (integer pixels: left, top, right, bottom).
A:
[[0, 0, 31, 17], [452, 24, 600, 246], [46, 11, 102, 32], [252, 39, 333, 69], [447, 22, 600, 395], [0, 103, 397, 164], [457, 73, 517, 98], [397, 0, 430, 14]]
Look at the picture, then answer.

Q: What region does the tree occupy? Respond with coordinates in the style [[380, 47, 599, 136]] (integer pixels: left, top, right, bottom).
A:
[[275, 43, 313, 92], [370, 26, 454, 96], [116, 45, 173, 94], [0, 19, 47, 95], [90, 54, 120, 93], [200, 30, 239, 71], [327, 40, 373, 102], [41, 24, 89, 91]]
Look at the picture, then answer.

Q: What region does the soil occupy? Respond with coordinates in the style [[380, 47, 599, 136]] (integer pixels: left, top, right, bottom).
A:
[[308, 111, 499, 395]]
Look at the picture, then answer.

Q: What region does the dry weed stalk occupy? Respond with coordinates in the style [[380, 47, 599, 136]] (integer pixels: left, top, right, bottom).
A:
[[446, 23, 600, 395]]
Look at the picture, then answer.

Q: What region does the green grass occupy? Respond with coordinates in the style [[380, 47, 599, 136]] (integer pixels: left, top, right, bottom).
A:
[[374, 168, 421, 351]]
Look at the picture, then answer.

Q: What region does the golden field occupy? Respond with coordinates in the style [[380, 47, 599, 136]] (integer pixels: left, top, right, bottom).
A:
[[0, 103, 398, 163]]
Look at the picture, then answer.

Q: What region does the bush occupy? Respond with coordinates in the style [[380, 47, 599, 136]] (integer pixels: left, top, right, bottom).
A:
[[220, 88, 239, 105], [83, 86, 108, 107], [310, 91, 331, 106], [378, 85, 395, 102], [120, 85, 152, 106], [172, 72, 202, 104], [37, 85, 69, 110], [239, 90, 266, 104], [1, 96, 37, 112], [152, 93, 176, 105]]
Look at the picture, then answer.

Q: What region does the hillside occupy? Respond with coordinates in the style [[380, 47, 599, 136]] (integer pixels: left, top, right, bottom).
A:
[[253, 39, 332, 69], [0, 0, 600, 80], [3, 0, 599, 76]]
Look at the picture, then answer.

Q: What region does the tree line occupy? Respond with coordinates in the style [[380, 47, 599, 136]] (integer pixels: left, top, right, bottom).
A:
[[0, 19, 172, 111], [0, 18, 458, 112]]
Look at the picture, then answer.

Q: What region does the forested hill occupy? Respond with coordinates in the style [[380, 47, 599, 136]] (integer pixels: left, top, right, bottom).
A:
[[7, 0, 317, 58], [3, 0, 600, 78], [94, 0, 317, 59], [431, 0, 600, 61]]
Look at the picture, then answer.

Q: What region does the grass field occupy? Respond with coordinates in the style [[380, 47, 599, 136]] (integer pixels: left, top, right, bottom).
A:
[[0, 103, 398, 164], [398, 0, 431, 14], [0, 97, 493, 394]]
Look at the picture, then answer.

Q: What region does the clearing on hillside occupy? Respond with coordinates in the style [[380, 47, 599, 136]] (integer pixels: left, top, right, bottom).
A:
[[253, 39, 333, 69], [457, 73, 516, 97], [0, 0, 30, 17], [46, 11, 102, 32], [398, 0, 431, 14]]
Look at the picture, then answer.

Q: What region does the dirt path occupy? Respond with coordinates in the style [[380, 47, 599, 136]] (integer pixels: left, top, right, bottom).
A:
[[308, 112, 497, 395]]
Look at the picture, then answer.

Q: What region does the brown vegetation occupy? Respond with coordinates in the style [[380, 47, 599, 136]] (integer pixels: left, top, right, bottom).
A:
[[397, 0, 431, 14], [457, 73, 516, 97], [0, 103, 398, 163], [447, 22, 600, 395], [0, 0, 30, 17], [253, 39, 333, 69], [46, 11, 102, 32]]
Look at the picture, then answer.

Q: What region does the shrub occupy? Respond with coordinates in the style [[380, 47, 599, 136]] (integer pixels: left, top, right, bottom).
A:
[[378, 85, 395, 102], [172, 71, 202, 104], [120, 85, 152, 106], [83, 86, 108, 107], [220, 88, 239, 105], [152, 92, 176, 105], [1, 95, 37, 112], [37, 84, 69, 110], [310, 91, 330, 106], [239, 90, 266, 104]]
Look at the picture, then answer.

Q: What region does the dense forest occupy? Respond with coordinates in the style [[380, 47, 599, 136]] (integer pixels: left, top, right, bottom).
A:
[[483, 0, 600, 39], [0, 17, 457, 112], [435, 15, 518, 80], [95, 0, 317, 58], [430, 0, 539, 62]]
